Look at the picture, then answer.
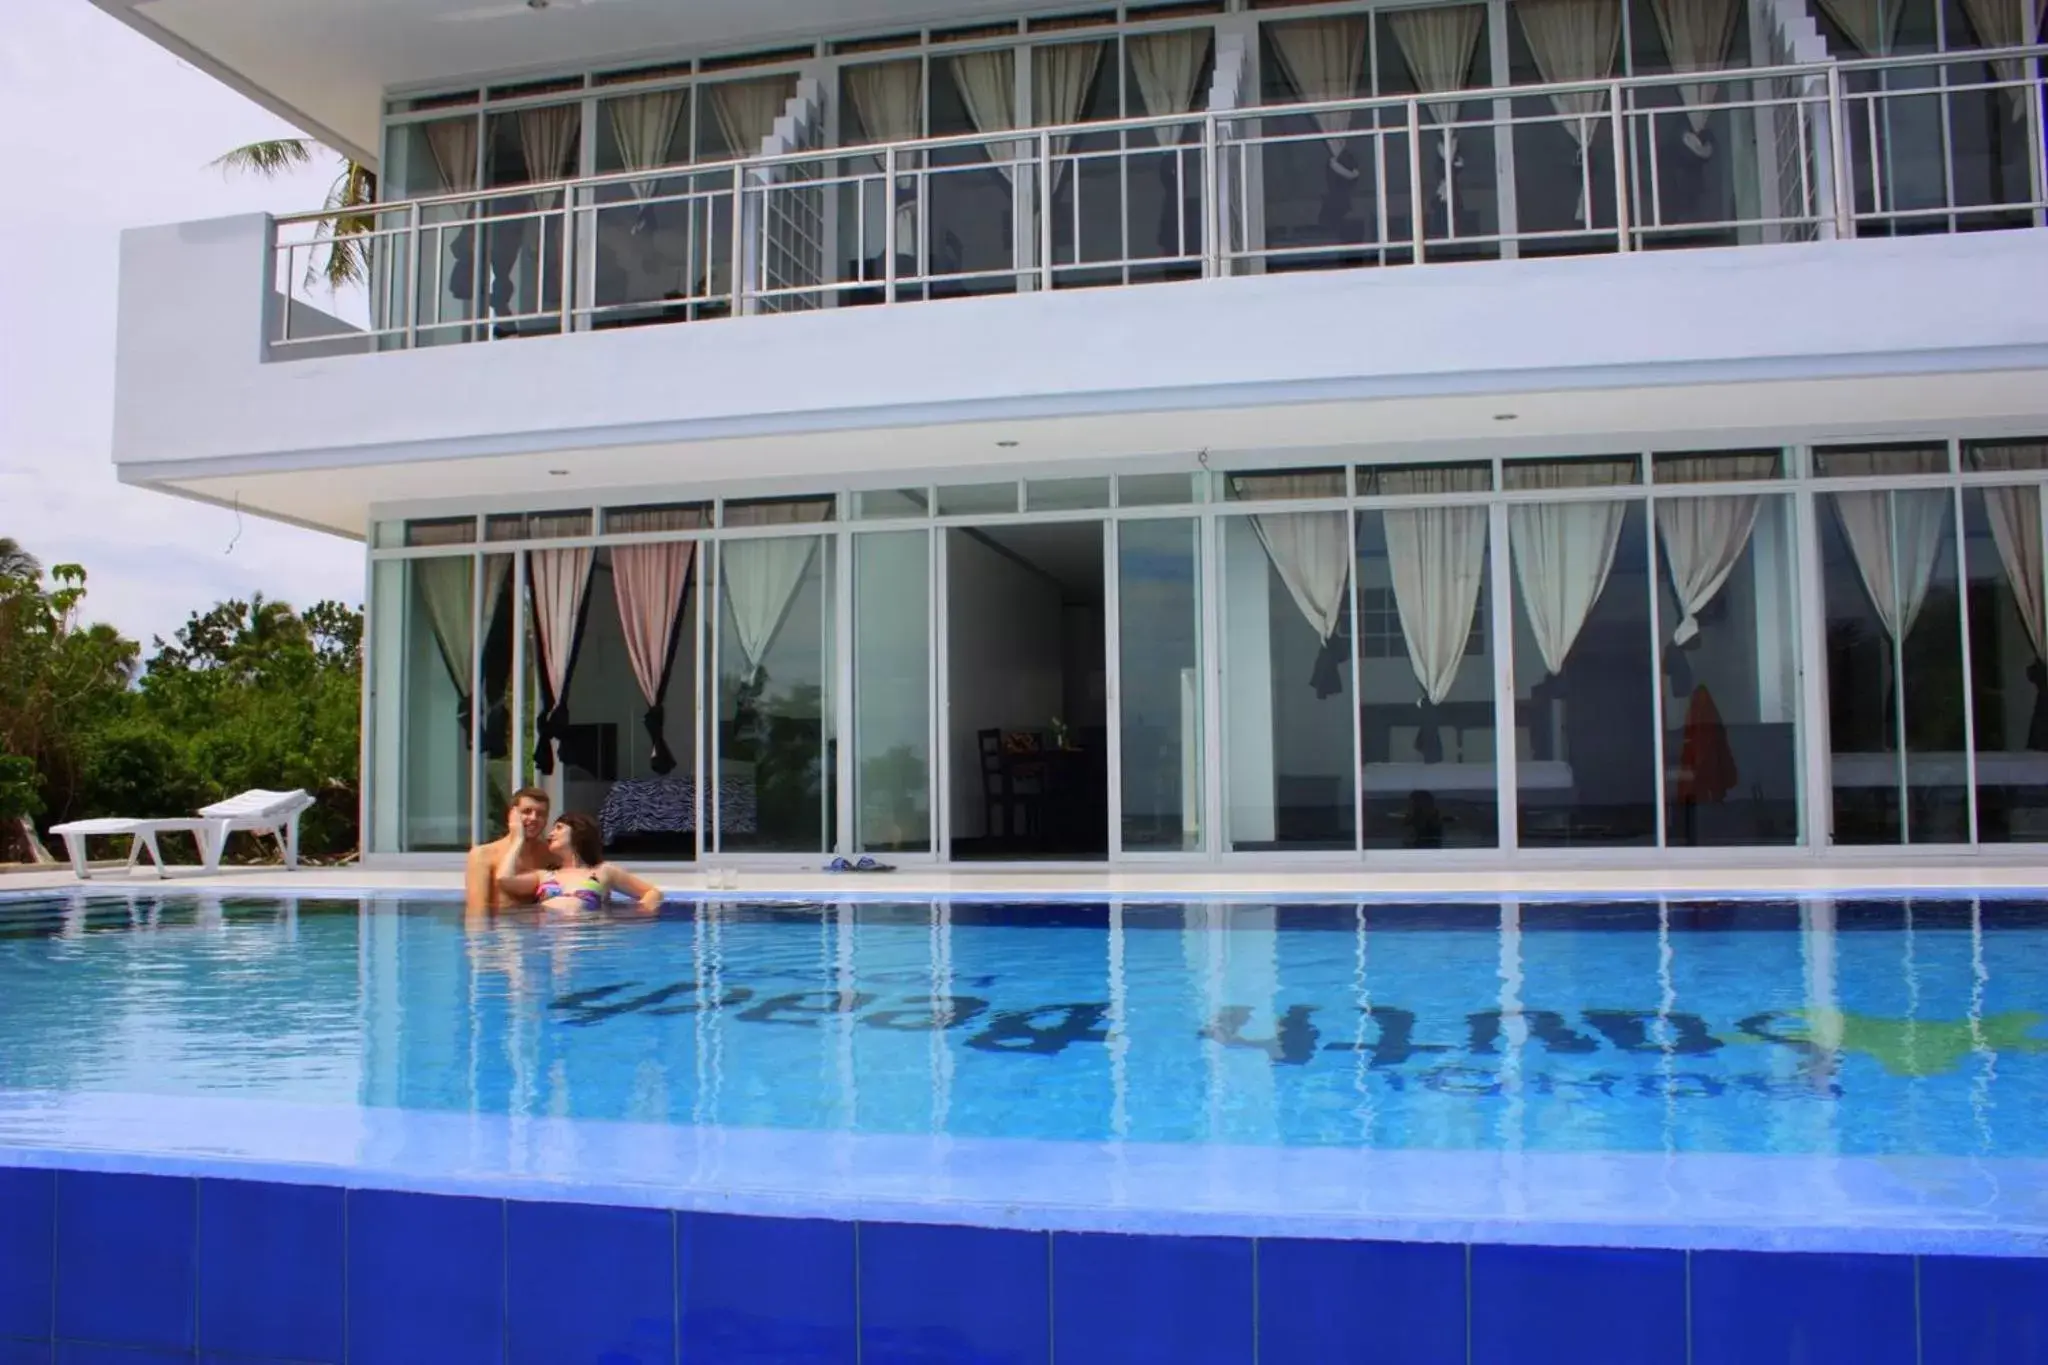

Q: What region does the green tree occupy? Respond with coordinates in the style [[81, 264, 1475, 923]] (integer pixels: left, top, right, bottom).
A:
[[0, 559, 141, 827], [215, 139, 378, 289]]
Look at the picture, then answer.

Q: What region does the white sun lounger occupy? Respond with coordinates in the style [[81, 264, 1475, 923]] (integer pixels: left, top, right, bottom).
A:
[[49, 789, 313, 880]]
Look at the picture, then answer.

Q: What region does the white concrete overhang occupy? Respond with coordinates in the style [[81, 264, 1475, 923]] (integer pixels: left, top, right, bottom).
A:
[[90, 0, 1100, 167]]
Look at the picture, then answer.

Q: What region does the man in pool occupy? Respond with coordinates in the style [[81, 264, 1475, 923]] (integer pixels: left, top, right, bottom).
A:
[[465, 786, 554, 912]]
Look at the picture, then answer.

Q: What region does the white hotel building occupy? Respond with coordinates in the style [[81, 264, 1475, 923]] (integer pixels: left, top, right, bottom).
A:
[[97, 0, 2048, 869]]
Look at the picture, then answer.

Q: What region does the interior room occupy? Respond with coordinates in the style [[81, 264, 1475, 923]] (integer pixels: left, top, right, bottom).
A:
[[947, 522, 1108, 861]]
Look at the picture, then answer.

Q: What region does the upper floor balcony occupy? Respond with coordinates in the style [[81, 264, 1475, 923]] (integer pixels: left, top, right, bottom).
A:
[[264, 37, 2048, 358]]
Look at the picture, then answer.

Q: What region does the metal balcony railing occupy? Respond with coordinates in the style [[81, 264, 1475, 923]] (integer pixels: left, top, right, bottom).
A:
[[268, 44, 2048, 355]]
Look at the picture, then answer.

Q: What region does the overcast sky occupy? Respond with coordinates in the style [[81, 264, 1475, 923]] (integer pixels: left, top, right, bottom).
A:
[[0, 0, 363, 648]]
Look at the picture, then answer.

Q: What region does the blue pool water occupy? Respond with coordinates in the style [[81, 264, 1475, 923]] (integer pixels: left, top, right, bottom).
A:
[[1, 891, 2044, 1161]]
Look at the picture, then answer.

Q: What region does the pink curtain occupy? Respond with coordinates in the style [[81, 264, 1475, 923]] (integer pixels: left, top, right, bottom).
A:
[[529, 547, 594, 775], [612, 540, 697, 774]]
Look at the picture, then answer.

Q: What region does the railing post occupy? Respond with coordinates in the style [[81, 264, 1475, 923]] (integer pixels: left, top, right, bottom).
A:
[[730, 162, 749, 316], [1038, 129, 1055, 293], [1406, 98, 1426, 264], [403, 201, 421, 349], [558, 186, 575, 335], [883, 145, 899, 305], [1826, 62, 1854, 238], [1610, 83, 1631, 251], [1202, 113, 1223, 278]]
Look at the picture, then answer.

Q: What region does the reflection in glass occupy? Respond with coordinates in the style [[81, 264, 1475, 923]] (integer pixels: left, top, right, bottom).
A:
[[1355, 492, 1497, 850], [391, 556, 478, 851], [718, 534, 836, 852], [1656, 492, 1800, 846], [1510, 497, 1657, 845], [590, 88, 720, 327], [1965, 486, 2048, 841], [855, 532, 932, 854], [1822, 487, 1967, 843], [1119, 519, 1203, 851], [1224, 512, 1356, 850], [932, 50, 1020, 296]]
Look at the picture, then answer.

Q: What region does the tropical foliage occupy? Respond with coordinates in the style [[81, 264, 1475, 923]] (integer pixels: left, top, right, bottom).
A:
[[216, 138, 378, 288], [0, 542, 362, 864]]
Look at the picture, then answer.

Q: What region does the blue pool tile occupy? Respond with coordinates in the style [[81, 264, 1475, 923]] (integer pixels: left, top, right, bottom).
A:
[[1050, 1232, 1252, 1365], [1258, 1238, 1464, 1365], [1922, 1255, 2048, 1365], [679, 1213, 854, 1365], [1692, 1250, 1914, 1365], [859, 1222, 1046, 1365], [0, 1340, 50, 1365], [54, 1347, 192, 1365], [0, 1167, 55, 1340], [347, 1189, 505, 1365], [54, 1171, 195, 1352], [506, 1200, 673, 1365], [194, 1178, 343, 1363], [1471, 1244, 1684, 1365]]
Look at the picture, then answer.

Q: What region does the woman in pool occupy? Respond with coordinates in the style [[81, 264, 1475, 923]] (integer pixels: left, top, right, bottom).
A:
[[494, 811, 663, 913]]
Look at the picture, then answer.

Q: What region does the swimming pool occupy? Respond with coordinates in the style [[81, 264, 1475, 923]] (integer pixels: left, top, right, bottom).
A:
[[2, 889, 2045, 1364]]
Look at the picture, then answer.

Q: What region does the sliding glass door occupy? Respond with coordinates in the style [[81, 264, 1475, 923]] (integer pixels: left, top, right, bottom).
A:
[[1117, 517, 1204, 853], [854, 530, 933, 855]]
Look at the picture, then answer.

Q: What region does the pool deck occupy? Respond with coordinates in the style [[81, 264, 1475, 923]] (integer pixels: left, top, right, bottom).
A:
[[6, 861, 2048, 900]]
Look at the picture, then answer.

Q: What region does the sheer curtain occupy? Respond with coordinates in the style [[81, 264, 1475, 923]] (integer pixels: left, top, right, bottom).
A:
[[1509, 464, 1628, 675], [1956, 0, 2048, 118], [1647, 0, 1743, 157], [1658, 494, 1761, 644], [612, 536, 697, 775], [1816, 0, 1903, 53], [1983, 484, 2046, 660], [1833, 490, 1950, 645], [1516, 0, 1625, 222], [847, 61, 925, 256], [1388, 4, 1486, 200], [416, 558, 475, 747], [607, 90, 687, 201], [528, 547, 595, 775], [425, 118, 480, 193], [1035, 41, 1107, 194], [1130, 28, 1211, 143], [1385, 502, 1487, 761], [724, 539, 819, 678], [1268, 17, 1370, 176], [949, 50, 1021, 181], [711, 77, 793, 158], [516, 105, 581, 205]]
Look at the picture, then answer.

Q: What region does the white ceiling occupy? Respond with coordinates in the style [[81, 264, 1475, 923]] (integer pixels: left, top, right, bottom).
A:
[[102, 0, 1078, 163], [140, 366, 2048, 540]]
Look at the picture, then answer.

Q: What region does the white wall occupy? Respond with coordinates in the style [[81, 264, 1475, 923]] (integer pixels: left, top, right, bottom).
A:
[[946, 531, 1064, 840], [115, 216, 2048, 488]]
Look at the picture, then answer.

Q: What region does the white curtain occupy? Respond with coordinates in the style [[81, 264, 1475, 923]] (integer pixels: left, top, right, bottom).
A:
[[1657, 495, 1761, 645], [416, 557, 475, 702], [516, 104, 581, 206], [1036, 41, 1108, 193], [1250, 511, 1352, 645], [949, 50, 1021, 182], [1385, 504, 1488, 704], [607, 90, 687, 201], [1516, 0, 1624, 223], [424, 117, 479, 194], [1388, 4, 1486, 201], [711, 77, 792, 159], [1984, 485, 2047, 659], [724, 537, 819, 676], [1130, 28, 1211, 145], [528, 546, 594, 773], [1267, 17, 1370, 176], [1831, 490, 1951, 642], [1957, 0, 2048, 118], [847, 61, 926, 256], [1816, 0, 1903, 53], [1647, 0, 1743, 157], [1509, 466, 1628, 675]]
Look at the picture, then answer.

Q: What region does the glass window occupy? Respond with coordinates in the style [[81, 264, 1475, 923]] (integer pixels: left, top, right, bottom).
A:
[[1223, 510, 1356, 850], [486, 510, 592, 541], [376, 556, 479, 852], [558, 543, 703, 857], [936, 482, 1020, 516], [1226, 468, 1348, 501], [591, 87, 710, 329], [855, 488, 932, 519], [1965, 438, 2048, 473], [1257, 16, 1381, 271], [1027, 477, 1111, 511], [717, 533, 836, 852], [1653, 450, 1782, 484], [1356, 503, 1497, 850], [1821, 486, 1968, 844], [1509, 498, 1658, 846], [1359, 462, 1492, 496], [1505, 454, 1641, 489], [931, 50, 1021, 296], [605, 503, 709, 533], [1964, 484, 2048, 842], [1120, 28, 1214, 281], [1656, 493, 1801, 846], [838, 59, 928, 295], [1119, 518, 1204, 851], [479, 101, 583, 336], [1376, 4, 1497, 262], [722, 495, 836, 528], [1814, 442, 1950, 477], [478, 553, 520, 828], [1118, 472, 1199, 506], [855, 531, 933, 854]]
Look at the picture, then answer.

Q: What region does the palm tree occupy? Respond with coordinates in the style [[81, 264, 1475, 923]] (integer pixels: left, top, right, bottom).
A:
[[0, 538, 39, 582], [215, 139, 378, 289]]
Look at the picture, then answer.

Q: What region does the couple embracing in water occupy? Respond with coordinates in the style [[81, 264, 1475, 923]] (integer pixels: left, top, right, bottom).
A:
[[463, 787, 662, 914]]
